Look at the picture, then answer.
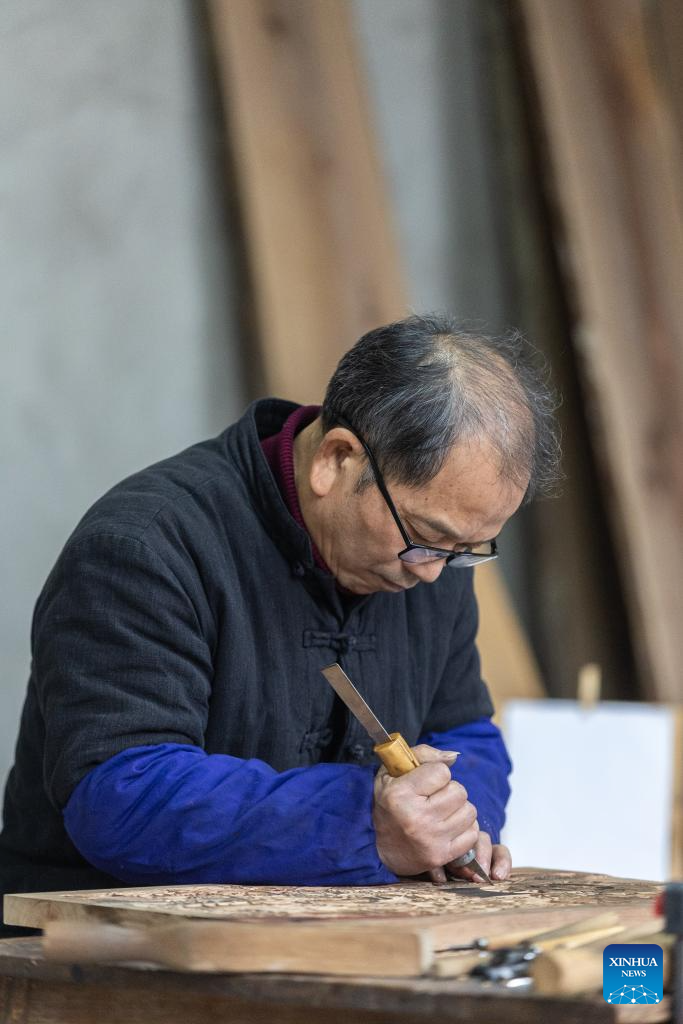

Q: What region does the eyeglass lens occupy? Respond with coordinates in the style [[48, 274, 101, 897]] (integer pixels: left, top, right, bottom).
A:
[[399, 543, 496, 566]]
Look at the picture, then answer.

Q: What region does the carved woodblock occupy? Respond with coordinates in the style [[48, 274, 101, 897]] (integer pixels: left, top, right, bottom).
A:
[[5, 870, 661, 929], [4, 870, 661, 976]]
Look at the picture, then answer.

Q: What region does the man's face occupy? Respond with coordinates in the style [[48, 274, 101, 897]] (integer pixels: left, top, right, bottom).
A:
[[314, 435, 528, 595]]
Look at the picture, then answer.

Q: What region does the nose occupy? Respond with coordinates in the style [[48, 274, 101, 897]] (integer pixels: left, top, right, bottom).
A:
[[403, 558, 447, 584]]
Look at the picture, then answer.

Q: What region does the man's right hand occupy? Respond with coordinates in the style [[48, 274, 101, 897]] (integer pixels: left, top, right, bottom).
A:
[[372, 744, 479, 882]]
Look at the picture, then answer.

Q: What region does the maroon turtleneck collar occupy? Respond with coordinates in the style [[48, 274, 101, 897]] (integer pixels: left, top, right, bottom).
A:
[[261, 405, 331, 573]]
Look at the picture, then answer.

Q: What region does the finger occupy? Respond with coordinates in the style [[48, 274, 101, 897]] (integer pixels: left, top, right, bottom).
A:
[[425, 780, 468, 819], [437, 799, 478, 836], [401, 761, 454, 797], [448, 865, 483, 883], [446, 859, 485, 884], [475, 831, 493, 871], [445, 822, 480, 864], [428, 867, 447, 885], [490, 843, 512, 881], [411, 744, 460, 766]]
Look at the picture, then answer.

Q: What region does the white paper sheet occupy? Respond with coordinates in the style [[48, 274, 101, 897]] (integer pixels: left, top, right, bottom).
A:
[[500, 700, 675, 881]]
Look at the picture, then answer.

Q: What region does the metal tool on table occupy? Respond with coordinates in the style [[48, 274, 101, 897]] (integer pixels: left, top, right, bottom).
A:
[[436, 912, 628, 990], [321, 662, 492, 885]]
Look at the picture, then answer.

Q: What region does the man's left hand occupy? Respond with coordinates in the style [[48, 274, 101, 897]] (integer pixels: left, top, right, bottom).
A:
[[446, 831, 511, 883]]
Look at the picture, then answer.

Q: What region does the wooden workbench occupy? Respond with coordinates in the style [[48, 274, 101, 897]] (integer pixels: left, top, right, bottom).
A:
[[0, 871, 670, 1022], [0, 937, 671, 1024]]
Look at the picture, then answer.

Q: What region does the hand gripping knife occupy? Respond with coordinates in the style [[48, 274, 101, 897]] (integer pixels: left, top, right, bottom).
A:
[[321, 663, 492, 885]]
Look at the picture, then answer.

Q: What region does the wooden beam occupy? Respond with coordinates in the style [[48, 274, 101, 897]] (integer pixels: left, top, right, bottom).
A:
[[207, 0, 544, 703], [521, 0, 683, 701]]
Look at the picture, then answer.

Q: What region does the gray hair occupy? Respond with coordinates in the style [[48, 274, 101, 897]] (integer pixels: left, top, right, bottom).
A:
[[321, 313, 561, 503]]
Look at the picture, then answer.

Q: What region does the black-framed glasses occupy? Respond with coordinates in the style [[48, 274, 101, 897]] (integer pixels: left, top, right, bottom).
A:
[[333, 414, 498, 568]]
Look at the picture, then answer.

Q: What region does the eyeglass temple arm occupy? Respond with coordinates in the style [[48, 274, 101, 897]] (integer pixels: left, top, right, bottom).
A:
[[331, 414, 413, 549]]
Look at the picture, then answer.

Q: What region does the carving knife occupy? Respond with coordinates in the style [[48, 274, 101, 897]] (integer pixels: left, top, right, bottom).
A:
[[321, 662, 492, 885]]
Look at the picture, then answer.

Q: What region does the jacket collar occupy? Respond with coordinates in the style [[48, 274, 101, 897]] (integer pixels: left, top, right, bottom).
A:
[[224, 398, 321, 572]]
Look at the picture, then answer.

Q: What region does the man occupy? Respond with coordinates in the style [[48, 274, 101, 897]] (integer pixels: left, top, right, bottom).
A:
[[0, 314, 559, 932]]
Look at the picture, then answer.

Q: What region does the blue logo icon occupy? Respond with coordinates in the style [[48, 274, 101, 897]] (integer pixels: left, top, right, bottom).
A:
[[603, 944, 663, 1004]]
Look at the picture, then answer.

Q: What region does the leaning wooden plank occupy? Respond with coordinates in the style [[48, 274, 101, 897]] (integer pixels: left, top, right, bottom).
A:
[[206, 0, 545, 705], [474, 568, 545, 707], [520, 0, 683, 701], [206, 0, 406, 402], [670, 707, 683, 878]]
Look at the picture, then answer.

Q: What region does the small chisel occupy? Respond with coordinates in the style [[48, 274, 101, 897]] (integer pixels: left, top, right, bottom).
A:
[[321, 662, 492, 885]]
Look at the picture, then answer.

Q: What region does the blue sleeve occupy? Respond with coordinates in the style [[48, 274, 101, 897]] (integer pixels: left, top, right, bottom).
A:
[[63, 743, 398, 887], [418, 717, 512, 844]]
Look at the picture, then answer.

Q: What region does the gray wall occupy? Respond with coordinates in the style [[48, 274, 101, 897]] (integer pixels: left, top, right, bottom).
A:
[[354, 0, 506, 320], [1, 1, 245, 785]]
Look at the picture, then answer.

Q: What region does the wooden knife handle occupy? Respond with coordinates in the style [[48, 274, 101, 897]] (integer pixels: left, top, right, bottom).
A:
[[374, 733, 421, 777], [532, 934, 670, 996]]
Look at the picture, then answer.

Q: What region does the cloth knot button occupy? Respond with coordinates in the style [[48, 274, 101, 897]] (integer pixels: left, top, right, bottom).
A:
[[346, 744, 368, 762], [300, 728, 334, 754], [302, 630, 376, 653]]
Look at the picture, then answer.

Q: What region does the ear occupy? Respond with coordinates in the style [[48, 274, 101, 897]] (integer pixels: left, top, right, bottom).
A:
[[309, 428, 365, 497]]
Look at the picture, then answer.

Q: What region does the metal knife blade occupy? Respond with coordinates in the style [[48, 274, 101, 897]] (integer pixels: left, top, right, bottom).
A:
[[320, 663, 392, 746]]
